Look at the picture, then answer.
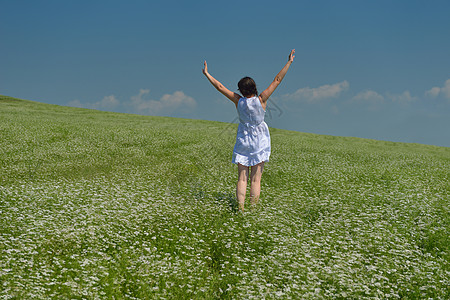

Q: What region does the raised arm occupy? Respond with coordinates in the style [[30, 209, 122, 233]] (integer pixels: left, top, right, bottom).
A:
[[203, 61, 241, 106], [260, 49, 295, 103]]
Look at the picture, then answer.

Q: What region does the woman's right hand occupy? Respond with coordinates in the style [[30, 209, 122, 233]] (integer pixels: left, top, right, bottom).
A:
[[202, 61, 208, 75], [288, 49, 295, 63]]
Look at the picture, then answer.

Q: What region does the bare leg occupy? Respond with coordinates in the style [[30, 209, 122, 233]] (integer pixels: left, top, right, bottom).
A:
[[250, 162, 264, 206], [236, 163, 249, 212]]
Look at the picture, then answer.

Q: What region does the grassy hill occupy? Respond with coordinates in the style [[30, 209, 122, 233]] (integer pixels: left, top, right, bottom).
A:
[[1, 95, 449, 298]]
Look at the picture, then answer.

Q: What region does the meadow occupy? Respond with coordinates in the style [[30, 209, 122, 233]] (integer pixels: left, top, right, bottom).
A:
[[0, 95, 449, 299]]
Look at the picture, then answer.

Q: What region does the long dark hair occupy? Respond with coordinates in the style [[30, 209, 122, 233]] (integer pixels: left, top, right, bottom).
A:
[[238, 77, 258, 97]]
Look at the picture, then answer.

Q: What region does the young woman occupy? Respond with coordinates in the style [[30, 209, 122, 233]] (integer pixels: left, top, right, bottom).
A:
[[203, 49, 295, 211]]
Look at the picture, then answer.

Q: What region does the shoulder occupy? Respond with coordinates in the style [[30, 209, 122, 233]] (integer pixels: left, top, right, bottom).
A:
[[227, 93, 241, 107], [257, 96, 267, 111], [257, 95, 264, 105]]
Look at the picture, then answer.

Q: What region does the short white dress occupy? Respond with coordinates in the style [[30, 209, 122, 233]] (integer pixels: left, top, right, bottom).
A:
[[232, 96, 271, 166]]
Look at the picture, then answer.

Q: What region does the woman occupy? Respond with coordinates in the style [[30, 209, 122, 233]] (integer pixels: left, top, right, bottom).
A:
[[203, 49, 295, 211]]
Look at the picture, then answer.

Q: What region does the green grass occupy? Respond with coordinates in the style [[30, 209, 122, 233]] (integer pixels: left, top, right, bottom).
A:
[[1, 95, 449, 299]]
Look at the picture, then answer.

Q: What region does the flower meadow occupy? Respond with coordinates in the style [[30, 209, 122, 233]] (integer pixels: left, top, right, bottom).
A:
[[0, 95, 449, 299]]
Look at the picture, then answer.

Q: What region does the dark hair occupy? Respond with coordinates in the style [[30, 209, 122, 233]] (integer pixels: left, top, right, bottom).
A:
[[238, 77, 258, 97]]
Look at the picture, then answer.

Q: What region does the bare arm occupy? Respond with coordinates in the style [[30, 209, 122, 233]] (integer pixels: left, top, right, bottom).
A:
[[260, 49, 295, 103], [203, 61, 241, 106]]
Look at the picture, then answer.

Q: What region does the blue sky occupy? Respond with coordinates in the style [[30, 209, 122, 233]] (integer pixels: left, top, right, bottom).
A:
[[2, 0, 450, 147]]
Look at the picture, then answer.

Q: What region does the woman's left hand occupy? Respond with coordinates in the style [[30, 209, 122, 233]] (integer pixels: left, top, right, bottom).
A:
[[288, 49, 295, 63]]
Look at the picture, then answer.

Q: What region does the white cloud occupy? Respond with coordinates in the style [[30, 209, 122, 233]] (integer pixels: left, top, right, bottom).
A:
[[284, 80, 349, 102], [66, 89, 196, 115], [67, 95, 119, 110], [350, 90, 384, 111], [96, 95, 120, 110], [442, 79, 450, 99], [352, 90, 384, 103], [425, 86, 441, 98], [129, 89, 151, 111], [425, 79, 450, 100], [127, 89, 196, 115], [387, 90, 416, 104]]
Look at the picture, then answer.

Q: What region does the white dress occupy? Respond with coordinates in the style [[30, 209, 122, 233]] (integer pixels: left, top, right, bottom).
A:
[[232, 96, 271, 166]]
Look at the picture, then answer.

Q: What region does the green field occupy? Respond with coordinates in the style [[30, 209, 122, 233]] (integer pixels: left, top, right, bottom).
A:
[[1, 95, 449, 299]]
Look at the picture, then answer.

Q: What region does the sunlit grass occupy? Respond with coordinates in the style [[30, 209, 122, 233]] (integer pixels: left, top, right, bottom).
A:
[[1, 95, 449, 298]]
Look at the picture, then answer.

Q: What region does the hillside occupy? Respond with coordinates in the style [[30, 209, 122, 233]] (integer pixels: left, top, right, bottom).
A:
[[1, 95, 449, 298]]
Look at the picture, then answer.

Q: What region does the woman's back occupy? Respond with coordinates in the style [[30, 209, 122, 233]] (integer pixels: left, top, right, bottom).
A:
[[236, 96, 266, 126], [233, 95, 271, 166]]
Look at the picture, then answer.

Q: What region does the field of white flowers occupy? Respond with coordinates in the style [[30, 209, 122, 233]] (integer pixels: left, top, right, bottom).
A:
[[1, 95, 449, 299]]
